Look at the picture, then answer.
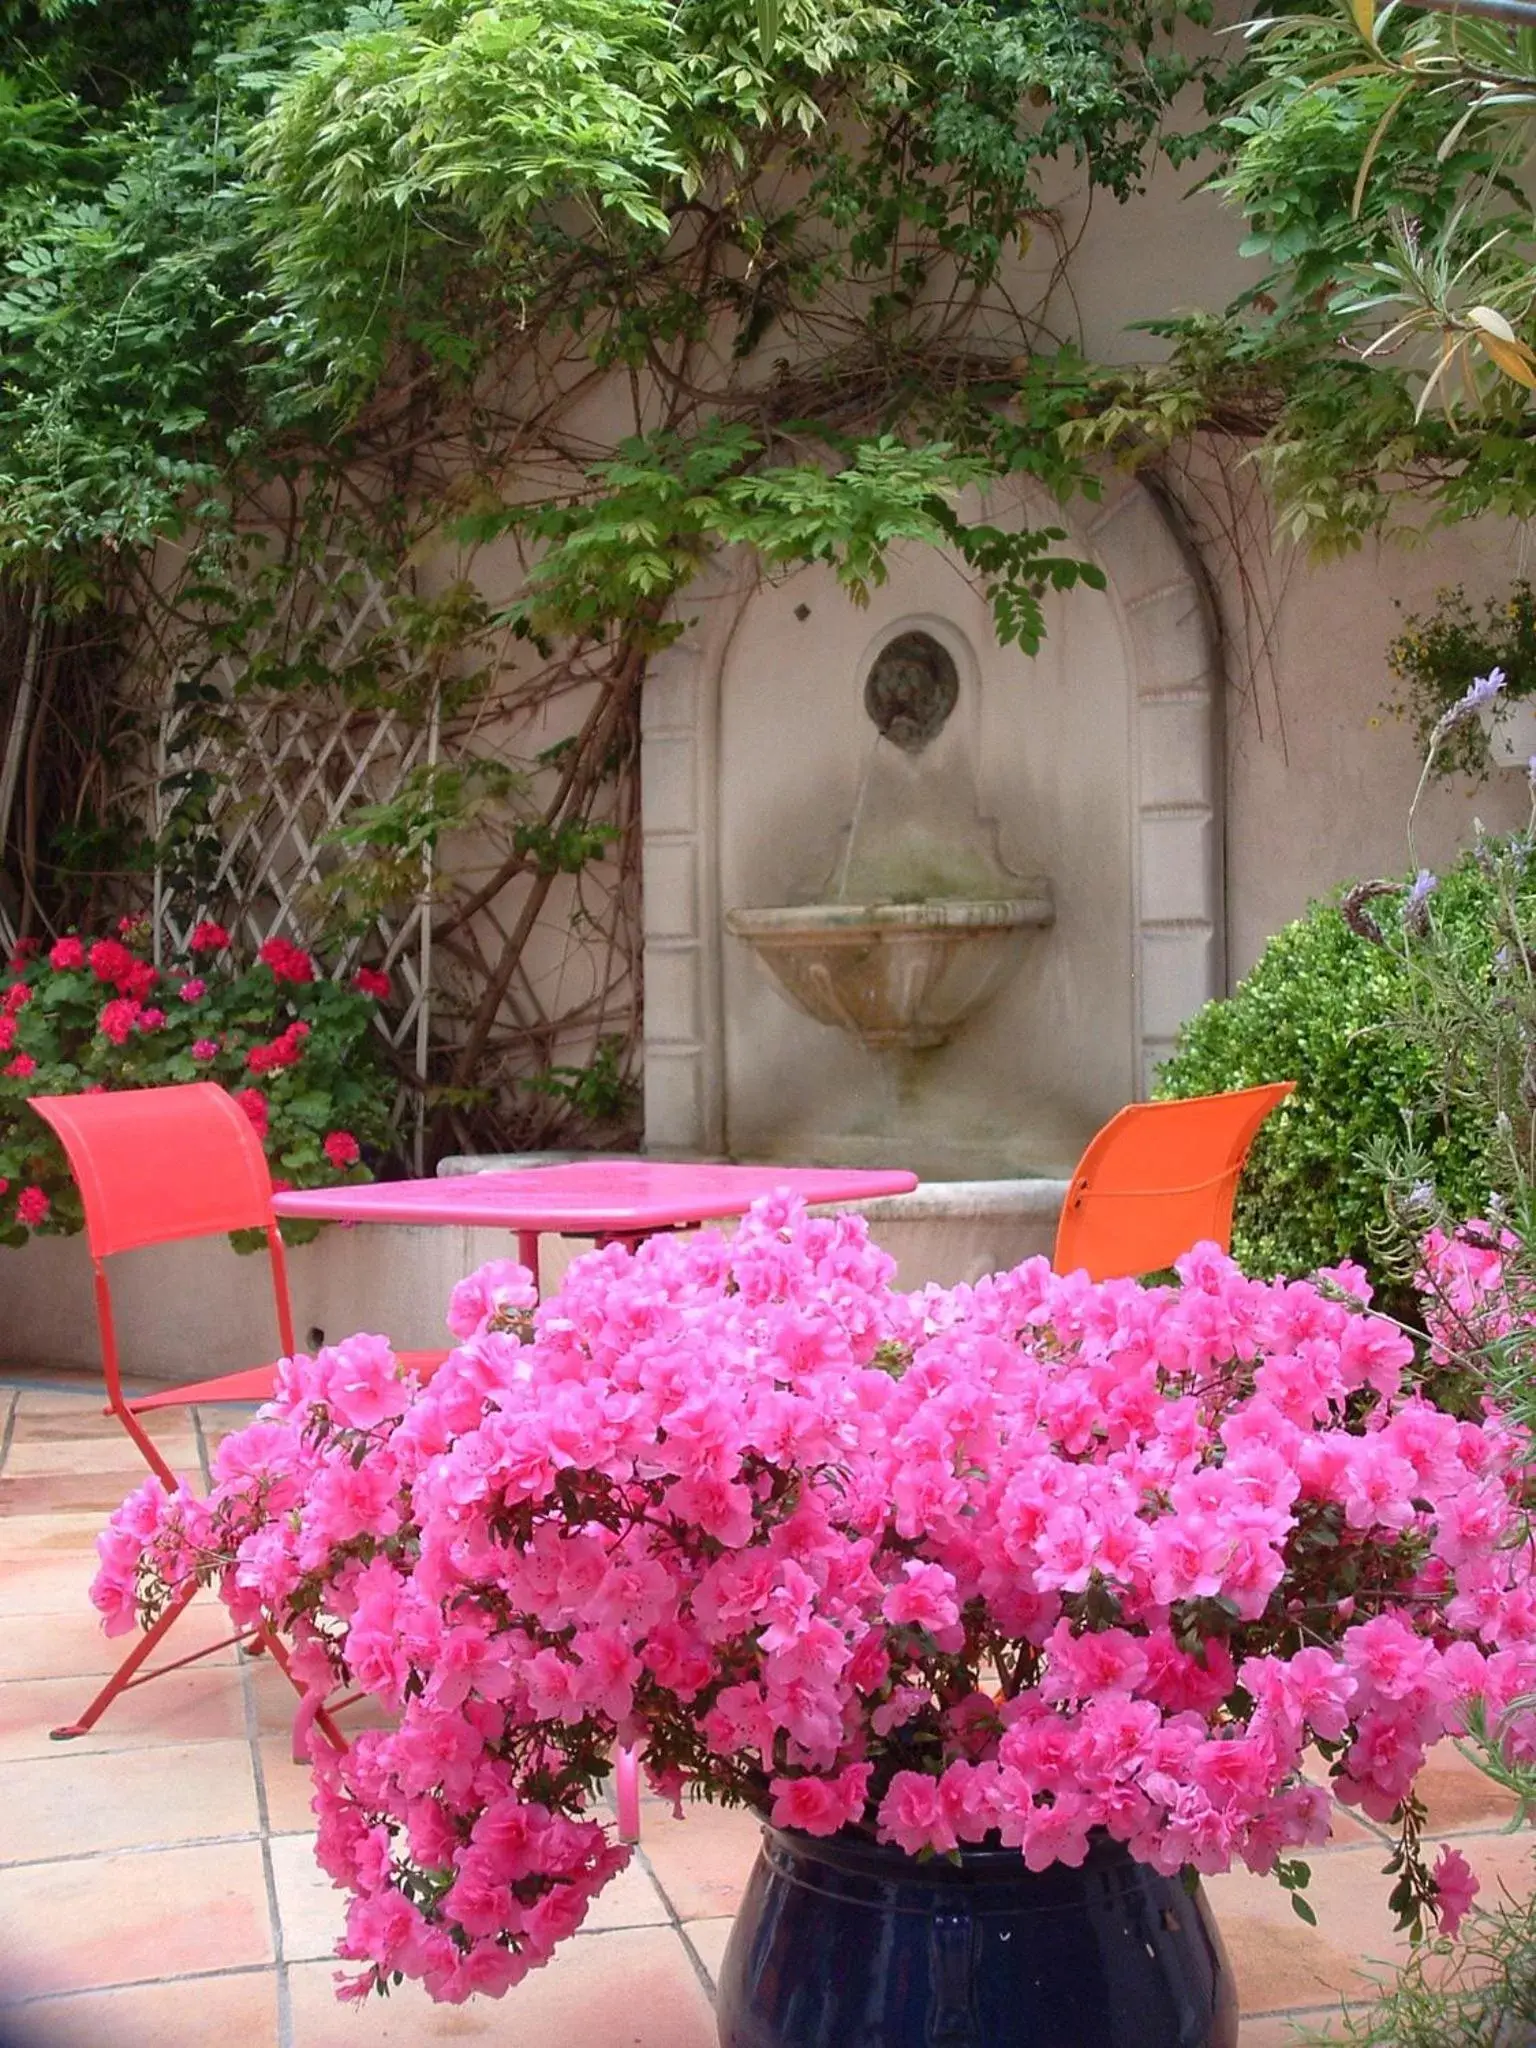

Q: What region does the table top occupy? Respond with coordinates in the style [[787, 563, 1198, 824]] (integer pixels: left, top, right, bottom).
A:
[[269, 1160, 919, 1233]]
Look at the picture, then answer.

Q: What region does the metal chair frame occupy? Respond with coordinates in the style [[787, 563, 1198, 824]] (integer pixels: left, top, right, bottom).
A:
[[28, 1084, 409, 1745]]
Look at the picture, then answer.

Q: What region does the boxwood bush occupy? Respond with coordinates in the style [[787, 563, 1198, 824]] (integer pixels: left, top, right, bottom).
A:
[[1156, 855, 1506, 1286]]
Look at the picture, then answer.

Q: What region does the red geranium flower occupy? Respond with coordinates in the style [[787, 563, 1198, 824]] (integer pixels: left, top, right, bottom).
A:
[[4, 982, 32, 1014], [4, 1053, 36, 1078], [16, 1186, 49, 1227], [323, 1131, 361, 1169], [88, 938, 137, 989], [49, 937, 84, 971], [235, 1088, 269, 1138], [98, 999, 142, 1046], [353, 967, 391, 1000], [258, 937, 314, 985], [188, 922, 231, 954]]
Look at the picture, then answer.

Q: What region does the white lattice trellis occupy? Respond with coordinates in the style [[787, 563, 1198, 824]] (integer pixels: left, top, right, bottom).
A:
[[151, 559, 439, 1169]]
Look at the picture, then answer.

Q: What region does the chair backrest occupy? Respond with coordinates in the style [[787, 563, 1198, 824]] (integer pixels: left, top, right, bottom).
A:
[[28, 1082, 296, 1404], [29, 1082, 276, 1257], [1053, 1081, 1295, 1283]]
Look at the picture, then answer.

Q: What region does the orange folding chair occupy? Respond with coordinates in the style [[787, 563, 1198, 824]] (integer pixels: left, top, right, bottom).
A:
[[29, 1081, 447, 1741], [1053, 1082, 1295, 1283]]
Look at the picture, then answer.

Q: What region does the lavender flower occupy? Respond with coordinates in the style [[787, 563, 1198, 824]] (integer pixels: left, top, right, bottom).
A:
[[1402, 866, 1438, 933], [1429, 666, 1507, 748]]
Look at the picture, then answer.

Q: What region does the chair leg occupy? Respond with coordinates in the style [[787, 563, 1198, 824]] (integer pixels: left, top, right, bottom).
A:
[[254, 1626, 349, 1761], [616, 1744, 641, 1843], [50, 1581, 203, 1740]]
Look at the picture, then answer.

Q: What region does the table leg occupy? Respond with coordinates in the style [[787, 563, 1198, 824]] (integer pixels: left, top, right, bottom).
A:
[[517, 1229, 541, 1295]]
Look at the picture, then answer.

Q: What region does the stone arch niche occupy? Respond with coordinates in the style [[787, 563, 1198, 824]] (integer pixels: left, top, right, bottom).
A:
[[639, 471, 1223, 1176]]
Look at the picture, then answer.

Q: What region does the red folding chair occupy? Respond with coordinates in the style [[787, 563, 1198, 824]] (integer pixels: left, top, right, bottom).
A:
[[1053, 1081, 1295, 1283], [29, 1081, 447, 1741]]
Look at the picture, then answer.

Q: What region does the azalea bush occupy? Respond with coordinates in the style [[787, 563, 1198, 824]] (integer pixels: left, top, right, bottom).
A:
[[96, 1195, 1536, 2004], [0, 920, 397, 1244], [1155, 855, 1517, 1299], [1284, 1220, 1536, 2048]]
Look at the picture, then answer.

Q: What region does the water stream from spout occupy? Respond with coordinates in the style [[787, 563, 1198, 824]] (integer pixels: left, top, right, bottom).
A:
[[830, 731, 886, 903]]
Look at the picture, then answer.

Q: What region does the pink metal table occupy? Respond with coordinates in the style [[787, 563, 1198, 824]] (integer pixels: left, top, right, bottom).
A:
[[270, 1159, 919, 1284]]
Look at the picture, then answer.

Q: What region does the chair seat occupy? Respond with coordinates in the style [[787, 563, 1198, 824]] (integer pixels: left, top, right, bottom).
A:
[[126, 1349, 451, 1415]]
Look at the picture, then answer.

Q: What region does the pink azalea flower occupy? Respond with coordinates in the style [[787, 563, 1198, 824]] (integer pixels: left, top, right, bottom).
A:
[[1431, 1844, 1479, 1937]]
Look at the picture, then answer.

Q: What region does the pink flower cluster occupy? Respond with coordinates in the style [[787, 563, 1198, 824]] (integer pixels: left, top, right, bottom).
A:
[[1417, 1222, 1528, 1367], [97, 1204, 1536, 2003]]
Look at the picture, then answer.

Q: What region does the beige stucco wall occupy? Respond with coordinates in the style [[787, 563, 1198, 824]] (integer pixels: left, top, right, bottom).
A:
[[997, 151, 1534, 977]]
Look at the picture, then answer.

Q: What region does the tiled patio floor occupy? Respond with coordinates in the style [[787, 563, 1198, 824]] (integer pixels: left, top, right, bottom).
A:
[[2, 1369, 1532, 2047]]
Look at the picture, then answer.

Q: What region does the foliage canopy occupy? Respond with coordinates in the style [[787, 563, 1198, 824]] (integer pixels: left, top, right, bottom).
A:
[[0, 0, 1235, 1149]]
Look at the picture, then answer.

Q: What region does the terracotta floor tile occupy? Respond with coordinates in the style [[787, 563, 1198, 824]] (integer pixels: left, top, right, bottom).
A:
[[0, 1966, 280, 2046], [289, 1924, 716, 2047], [1239, 2012, 1351, 2045], [0, 1558, 99, 1619], [0, 1739, 259, 1859], [1415, 1741, 1524, 1836], [7, 1402, 189, 1446], [3, 1434, 198, 1477], [269, 1832, 348, 1964], [0, 1511, 108, 1558], [634, 1801, 762, 1922], [248, 1659, 391, 1740], [1205, 1845, 1413, 2015], [0, 1667, 248, 1761], [0, 1840, 273, 2000], [0, 1600, 237, 1682], [1320, 1803, 1378, 1846], [258, 1740, 320, 1834], [583, 1853, 672, 1932], [681, 1915, 734, 1988], [0, 1470, 204, 1515]]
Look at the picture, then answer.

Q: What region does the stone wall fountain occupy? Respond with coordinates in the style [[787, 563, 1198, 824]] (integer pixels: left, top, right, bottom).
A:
[[638, 478, 1226, 1282], [726, 629, 1054, 1053]]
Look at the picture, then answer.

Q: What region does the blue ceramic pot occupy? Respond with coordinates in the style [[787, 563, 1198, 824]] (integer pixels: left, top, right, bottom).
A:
[[715, 1825, 1238, 2048]]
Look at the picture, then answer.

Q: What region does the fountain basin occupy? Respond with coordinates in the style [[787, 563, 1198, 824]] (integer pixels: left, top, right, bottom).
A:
[[725, 891, 1053, 1051]]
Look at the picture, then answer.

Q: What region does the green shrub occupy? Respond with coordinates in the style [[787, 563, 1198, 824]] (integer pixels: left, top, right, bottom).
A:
[[1156, 856, 1510, 1285]]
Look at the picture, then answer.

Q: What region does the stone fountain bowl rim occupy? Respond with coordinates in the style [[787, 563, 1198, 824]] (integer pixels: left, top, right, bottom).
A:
[[726, 892, 1052, 937]]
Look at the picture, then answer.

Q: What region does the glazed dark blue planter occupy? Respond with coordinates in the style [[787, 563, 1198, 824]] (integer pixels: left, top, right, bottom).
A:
[[715, 1825, 1238, 2048]]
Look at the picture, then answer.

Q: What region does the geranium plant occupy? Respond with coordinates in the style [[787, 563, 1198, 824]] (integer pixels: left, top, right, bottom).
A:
[[0, 919, 397, 1244], [97, 1197, 1536, 2005]]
